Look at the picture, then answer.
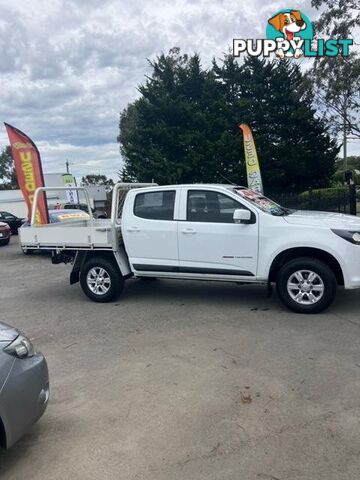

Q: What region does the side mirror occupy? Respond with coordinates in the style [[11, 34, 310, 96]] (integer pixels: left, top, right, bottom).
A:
[[233, 208, 251, 224]]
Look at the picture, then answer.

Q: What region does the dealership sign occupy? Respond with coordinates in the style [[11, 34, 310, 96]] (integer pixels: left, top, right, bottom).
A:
[[233, 9, 353, 59], [4, 123, 49, 224]]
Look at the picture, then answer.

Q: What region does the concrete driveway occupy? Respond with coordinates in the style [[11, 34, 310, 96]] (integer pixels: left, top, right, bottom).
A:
[[1, 241, 360, 480]]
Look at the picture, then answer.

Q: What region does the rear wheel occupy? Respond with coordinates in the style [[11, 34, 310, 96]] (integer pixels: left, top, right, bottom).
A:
[[80, 257, 124, 302], [276, 257, 337, 314]]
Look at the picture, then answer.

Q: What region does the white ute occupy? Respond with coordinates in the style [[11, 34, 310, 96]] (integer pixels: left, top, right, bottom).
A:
[[20, 183, 360, 314]]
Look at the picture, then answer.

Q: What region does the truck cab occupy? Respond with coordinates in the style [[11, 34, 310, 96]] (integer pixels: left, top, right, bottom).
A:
[[122, 185, 258, 278]]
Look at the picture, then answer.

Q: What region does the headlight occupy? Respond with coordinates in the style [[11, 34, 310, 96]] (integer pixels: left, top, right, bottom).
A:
[[353, 233, 360, 244], [332, 230, 360, 245], [3, 334, 35, 359]]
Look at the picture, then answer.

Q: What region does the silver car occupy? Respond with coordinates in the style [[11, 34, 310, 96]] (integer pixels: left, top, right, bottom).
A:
[[0, 322, 49, 448]]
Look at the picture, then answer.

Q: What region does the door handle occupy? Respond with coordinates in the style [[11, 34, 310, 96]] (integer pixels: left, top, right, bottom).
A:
[[127, 227, 140, 232], [181, 228, 197, 235]]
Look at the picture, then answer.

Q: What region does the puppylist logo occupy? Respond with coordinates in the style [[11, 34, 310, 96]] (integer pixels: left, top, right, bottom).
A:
[[233, 9, 353, 59]]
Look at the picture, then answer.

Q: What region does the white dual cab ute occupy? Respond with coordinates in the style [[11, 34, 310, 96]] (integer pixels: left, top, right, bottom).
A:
[[20, 183, 360, 314]]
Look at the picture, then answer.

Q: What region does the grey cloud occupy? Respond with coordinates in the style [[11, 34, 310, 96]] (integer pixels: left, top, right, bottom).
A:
[[1, 0, 356, 182], [0, 14, 28, 72]]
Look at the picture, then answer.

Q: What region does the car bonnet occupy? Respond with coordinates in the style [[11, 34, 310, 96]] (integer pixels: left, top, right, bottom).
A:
[[283, 210, 360, 229]]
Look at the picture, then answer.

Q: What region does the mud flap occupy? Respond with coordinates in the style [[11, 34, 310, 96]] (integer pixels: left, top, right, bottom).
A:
[[70, 251, 87, 285]]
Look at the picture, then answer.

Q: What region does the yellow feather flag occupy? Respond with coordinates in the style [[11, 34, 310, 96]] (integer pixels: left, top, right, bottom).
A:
[[238, 123, 263, 194]]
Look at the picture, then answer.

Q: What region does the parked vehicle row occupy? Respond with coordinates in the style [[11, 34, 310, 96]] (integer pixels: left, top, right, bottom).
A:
[[0, 211, 27, 247]]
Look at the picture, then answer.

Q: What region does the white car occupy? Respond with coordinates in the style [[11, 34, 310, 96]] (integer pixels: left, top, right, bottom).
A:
[[20, 184, 360, 314]]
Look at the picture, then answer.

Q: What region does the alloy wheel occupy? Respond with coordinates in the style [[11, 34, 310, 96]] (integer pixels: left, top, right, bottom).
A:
[[287, 270, 325, 305], [86, 267, 111, 295]]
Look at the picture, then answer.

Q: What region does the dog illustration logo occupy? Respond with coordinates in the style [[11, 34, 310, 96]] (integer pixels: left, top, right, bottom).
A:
[[267, 9, 312, 59], [233, 9, 353, 59]]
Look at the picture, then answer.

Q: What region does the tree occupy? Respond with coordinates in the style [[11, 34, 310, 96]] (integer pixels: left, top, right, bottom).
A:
[[81, 174, 114, 192], [309, 0, 360, 169], [312, 0, 360, 37], [0, 146, 18, 190], [119, 49, 339, 192]]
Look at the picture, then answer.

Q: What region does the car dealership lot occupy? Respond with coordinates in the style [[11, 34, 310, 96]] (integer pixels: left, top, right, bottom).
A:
[[1, 242, 360, 480]]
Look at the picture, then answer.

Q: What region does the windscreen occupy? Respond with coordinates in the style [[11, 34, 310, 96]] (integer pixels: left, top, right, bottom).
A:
[[233, 188, 292, 216]]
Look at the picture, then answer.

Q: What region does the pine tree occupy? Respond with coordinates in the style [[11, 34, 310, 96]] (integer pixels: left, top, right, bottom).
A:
[[119, 48, 229, 184]]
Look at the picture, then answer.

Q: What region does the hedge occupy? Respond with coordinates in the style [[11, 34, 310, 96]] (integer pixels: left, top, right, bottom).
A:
[[299, 187, 348, 200]]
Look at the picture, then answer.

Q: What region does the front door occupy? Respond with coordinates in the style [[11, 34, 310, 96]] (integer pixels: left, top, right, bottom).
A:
[[178, 189, 258, 277]]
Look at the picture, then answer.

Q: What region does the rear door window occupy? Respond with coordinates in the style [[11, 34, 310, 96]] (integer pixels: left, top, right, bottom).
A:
[[134, 191, 176, 220]]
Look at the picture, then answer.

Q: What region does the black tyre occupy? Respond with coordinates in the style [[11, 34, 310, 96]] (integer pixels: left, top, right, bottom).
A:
[[0, 238, 10, 246], [80, 257, 124, 302], [276, 257, 337, 314]]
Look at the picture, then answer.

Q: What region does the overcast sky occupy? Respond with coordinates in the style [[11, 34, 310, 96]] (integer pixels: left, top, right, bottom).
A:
[[0, 0, 358, 181]]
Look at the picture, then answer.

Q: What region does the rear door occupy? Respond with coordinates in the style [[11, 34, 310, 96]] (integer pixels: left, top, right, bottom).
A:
[[123, 188, 179, 271], [178, 188, 259, 276]]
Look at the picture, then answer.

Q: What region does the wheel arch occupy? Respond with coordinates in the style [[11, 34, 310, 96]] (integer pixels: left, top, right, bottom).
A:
[[70, 250, 131, 285], [268, 247, 344, 286]]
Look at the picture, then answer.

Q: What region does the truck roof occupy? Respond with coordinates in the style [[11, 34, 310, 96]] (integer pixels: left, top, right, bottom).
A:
[[129, 183, 246, 190]]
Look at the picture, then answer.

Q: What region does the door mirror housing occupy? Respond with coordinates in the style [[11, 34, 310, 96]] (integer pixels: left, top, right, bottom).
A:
[[233, 209, 251, 224]]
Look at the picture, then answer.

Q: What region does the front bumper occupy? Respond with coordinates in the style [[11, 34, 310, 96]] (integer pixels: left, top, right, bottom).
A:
[[341, 241, 360, 289], [0, 352, 49, 448]]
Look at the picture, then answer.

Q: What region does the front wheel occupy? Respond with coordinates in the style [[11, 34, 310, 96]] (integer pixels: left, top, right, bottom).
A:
[[276, 257, 337, 314], [0, 238, 10, 246], [80, 257, 124, 302]]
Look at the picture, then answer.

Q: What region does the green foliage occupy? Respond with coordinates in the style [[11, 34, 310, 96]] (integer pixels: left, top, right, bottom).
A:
[[119, 49, 339, 192], [273, 186, 353, 212], [311, 0, 360, 37], [309, 0, 360, 140], [333, 156, 360, 184], [0, 146, 17, 190], [336, 155, 360, 170], [299, 186, 350, 213], [299, 186, 348, 200], [81, 174, 114, 192]]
